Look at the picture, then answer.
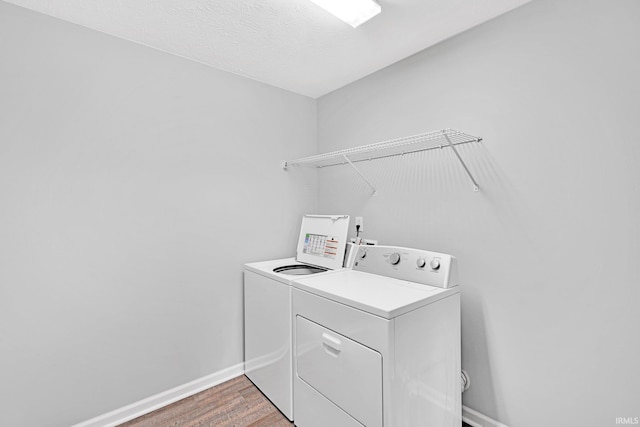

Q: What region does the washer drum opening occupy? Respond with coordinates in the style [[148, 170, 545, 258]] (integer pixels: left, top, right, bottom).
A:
[[273, 265, 328, 275]]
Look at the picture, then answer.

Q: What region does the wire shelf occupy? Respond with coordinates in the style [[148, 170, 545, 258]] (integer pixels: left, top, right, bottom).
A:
[[283, 128, 482, 193], [283, 129, 481, 169]]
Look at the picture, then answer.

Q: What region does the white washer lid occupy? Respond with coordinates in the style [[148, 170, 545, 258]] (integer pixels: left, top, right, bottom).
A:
[[295, 214, 350, 271]]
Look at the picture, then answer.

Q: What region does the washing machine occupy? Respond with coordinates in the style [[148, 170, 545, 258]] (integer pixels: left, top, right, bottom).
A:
[[243, 214, 352, 421], [292, 245, 461, 427]]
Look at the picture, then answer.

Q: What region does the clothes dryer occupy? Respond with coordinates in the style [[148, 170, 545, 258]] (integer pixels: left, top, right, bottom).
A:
[[292, 245, 461, 427], [243, 214, 351, 421]]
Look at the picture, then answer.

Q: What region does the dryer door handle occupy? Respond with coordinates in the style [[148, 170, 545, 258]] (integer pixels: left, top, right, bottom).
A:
[[322, 332, 342, 356]]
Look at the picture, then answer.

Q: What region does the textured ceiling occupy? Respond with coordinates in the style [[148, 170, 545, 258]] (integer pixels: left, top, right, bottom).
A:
[[5, 0, 531, 98]]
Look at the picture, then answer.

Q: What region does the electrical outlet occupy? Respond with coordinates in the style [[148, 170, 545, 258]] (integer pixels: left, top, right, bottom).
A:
[[355, 216, 364, 231]]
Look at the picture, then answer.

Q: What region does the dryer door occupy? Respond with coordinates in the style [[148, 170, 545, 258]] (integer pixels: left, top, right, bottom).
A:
[[296, 315, 382, 427]]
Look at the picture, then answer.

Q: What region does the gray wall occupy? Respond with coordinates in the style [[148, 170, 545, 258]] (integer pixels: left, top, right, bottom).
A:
[[0, 2, 316, 426], [316, 0, 640, 426]]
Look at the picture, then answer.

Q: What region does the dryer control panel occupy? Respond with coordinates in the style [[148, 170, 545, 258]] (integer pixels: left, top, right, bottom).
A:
[[353, 245, 458, 288]]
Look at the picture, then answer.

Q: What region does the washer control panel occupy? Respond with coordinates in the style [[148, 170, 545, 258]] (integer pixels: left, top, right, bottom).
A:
[[353, 245, 458, 288]]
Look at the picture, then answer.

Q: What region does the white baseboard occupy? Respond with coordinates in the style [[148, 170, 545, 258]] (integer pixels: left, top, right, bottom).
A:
[[463, 405, 510, 427], [72, 363, 245, 427]]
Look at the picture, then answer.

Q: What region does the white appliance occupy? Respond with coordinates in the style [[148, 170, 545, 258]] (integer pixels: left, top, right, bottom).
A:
[[292, 245, 461, 427], [243, 214, 351, 421]]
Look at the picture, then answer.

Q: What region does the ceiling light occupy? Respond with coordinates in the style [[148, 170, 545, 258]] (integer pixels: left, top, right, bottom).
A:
[[310, 0, 381, 28]]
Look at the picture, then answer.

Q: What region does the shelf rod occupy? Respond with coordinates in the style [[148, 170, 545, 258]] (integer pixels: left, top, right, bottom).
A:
[[442, 131, 479, 191], [314, 138, 475, 169], [342, 154, 377, 196], [285, 130, 481, 169]]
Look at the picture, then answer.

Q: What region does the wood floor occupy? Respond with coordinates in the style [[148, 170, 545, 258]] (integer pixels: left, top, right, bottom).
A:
[[119, 374, 472, 426], [119, 375, 293, 427]]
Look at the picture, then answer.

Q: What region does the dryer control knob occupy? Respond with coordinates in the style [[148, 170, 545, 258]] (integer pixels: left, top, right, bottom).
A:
[[390, 253, 401, 265], [430, 258, 441, 270], [416, 258, 426, 268]]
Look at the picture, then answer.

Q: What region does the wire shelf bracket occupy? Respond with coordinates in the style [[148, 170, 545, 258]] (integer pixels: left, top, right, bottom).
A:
[[341, 153, 377, 195], [283, 128, 482, 193]]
